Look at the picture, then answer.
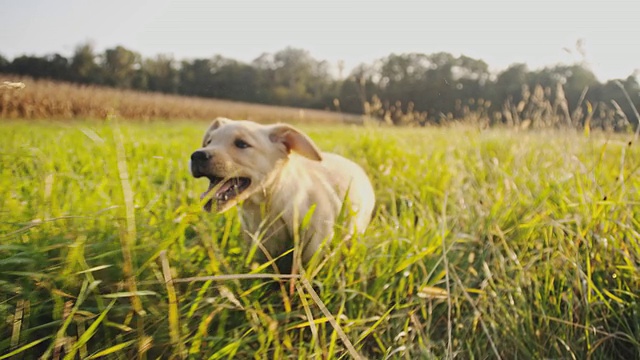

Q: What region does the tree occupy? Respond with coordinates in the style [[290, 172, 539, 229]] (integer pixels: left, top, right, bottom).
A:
[[597, 76, 640, 129], [338, 64, 378, 114], [143, 55, 179, 94], [46, 54, 72, 81], [178, 58, 215, 97], [559, 64, 599, 106], [70, 43, 103, 84], [251, 47, 335, 108], [6, 55, 51, 78], [493, 63, 529, 106], [365, 52, 490, 120], [453, 55, 491, 113], [102, 46, 141, 89], [2, 53, 70, 81], [209, 56, 260, 102], [0, 54, 10, 73], [377, 53, 431, 109]]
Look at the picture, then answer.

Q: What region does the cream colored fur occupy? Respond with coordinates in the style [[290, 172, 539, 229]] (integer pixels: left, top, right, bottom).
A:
[[190, 118, 375, 269]]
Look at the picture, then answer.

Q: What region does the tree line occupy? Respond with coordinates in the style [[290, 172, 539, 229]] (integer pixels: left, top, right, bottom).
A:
[[1, 43, 638, 129]]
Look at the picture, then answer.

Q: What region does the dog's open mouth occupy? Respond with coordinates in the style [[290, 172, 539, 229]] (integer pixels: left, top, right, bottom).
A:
[[201, 176, 251, 211]]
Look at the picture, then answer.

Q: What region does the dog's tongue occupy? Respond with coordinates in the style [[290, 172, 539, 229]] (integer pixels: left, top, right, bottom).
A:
[[200, 179, 245, 209], [216, 179, 235, 195]]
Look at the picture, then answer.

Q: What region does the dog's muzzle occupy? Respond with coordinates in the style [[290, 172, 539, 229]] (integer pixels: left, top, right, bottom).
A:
[[190, 150, 210, 178]]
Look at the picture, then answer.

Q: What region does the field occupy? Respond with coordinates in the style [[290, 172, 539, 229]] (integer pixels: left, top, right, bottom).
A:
[[0, 77, 361, 124], [0, 118, 639, 359]]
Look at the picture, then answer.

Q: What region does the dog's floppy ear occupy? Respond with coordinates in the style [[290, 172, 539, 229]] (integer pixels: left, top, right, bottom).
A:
[[209, 117, 231, 131], [269, 124, 322, 161]]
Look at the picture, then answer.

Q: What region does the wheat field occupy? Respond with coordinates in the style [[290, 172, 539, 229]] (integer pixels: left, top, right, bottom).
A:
[[1, 77, 361, 124], [0, 116, 639, 359]]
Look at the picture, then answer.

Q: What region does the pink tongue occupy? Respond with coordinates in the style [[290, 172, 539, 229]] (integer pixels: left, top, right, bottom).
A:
[[216, 179, 234, 195]]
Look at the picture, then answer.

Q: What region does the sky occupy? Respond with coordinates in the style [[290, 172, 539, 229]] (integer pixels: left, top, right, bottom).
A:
[[1, 0, 639, 81]]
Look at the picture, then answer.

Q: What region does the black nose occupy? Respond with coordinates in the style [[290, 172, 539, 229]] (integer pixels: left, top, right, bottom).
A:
[[191, 150, 210, 162]]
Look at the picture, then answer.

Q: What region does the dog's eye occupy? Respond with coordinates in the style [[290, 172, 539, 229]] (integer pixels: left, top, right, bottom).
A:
[[234, 139, 251, 149]]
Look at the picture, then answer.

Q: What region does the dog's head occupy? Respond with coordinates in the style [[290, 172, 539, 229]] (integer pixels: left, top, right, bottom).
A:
[[190, 118, 323, 212]]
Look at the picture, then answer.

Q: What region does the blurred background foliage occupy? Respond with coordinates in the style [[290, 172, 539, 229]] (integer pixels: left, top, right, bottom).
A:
[[2, 43, 639, 129]]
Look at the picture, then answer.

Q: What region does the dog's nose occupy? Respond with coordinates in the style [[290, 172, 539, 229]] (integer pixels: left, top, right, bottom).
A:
[[191, 150, 210, 162]]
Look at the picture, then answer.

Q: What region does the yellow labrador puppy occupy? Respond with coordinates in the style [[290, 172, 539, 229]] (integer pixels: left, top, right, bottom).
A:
[[190, 117, 375, 271]]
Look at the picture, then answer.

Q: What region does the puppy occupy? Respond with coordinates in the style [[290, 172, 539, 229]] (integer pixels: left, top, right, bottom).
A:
[[190, 118, 375, 271]]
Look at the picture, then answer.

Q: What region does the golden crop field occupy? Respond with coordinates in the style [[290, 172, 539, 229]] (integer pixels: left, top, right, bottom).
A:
[[0, 76, 362, 124]]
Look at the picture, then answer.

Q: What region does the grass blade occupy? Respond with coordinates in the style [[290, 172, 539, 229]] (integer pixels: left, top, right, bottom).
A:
[[160, 250, 185, 359], [0, 336, 52, 360], [86, 339, 137, 359], [63, 300, 116, 360]]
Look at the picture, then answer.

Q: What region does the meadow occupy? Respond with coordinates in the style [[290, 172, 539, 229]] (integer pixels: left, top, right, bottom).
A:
[[1, 116, 639, 359]]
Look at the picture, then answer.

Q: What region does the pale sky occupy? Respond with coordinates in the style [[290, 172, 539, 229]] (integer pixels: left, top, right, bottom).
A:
[[1, 0, 639, 81]]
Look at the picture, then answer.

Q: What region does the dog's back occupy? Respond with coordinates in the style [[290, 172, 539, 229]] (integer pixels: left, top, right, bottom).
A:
[[266, 152, 374, 264], [317, 153, 375, 233]]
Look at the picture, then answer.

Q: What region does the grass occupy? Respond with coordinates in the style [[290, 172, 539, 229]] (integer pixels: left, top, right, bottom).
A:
[[0, 119, 639, 359]]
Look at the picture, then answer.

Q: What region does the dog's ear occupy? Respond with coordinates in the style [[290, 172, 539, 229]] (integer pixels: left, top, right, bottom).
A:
[[209, 117, 231, 131], [269, 124, 322, 161], [202, 118, 231, 146]]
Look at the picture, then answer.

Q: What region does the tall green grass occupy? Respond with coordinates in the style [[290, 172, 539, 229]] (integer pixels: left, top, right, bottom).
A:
[[1, 120, 639, 359]]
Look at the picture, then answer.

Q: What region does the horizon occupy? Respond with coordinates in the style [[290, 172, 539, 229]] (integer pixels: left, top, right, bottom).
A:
[[2, 0, 639, 82]]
